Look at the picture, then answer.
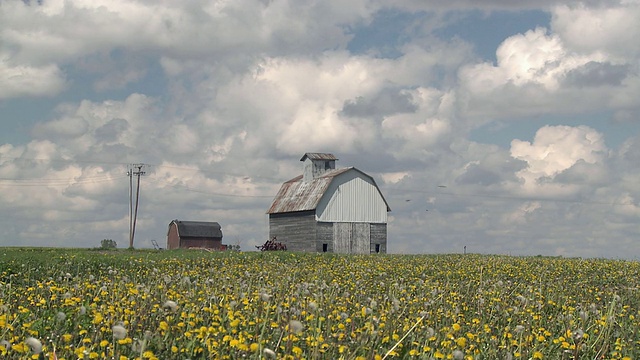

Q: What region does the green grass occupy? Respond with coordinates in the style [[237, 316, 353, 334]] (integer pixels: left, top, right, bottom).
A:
[[1, 248, 639, 359]]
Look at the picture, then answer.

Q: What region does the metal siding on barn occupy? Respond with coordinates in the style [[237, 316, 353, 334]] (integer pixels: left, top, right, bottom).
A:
[[317, 171, 387, 223]]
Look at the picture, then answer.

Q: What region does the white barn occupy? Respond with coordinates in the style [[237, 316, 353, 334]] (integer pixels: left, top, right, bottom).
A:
[[267, 153, 390, 253]]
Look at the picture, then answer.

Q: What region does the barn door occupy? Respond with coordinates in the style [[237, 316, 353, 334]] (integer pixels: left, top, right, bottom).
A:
[[352, 223, 370, 254], [333, 223, 370, 254]]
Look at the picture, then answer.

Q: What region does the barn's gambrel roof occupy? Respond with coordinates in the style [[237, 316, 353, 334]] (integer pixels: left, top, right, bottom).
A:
[[168, 220, 223, 238], [267, 167, 390, 214]]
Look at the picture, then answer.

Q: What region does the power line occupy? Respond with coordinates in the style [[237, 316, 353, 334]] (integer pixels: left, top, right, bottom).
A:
[[0, 174, 129, 186], [144, 176, 275, 198]]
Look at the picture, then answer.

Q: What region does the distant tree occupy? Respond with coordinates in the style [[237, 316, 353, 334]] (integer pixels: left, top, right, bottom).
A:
[[100, 239, 117, 250], [228, 236, 241, 251]]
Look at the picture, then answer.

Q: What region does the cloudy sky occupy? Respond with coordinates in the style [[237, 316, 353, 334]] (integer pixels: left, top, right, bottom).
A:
[[1, 0, 639, 258]]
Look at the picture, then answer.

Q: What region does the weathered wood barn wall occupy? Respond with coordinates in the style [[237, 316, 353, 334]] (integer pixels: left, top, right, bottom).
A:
[[166, 220, 225, 250], [267, 153, 390, 254]]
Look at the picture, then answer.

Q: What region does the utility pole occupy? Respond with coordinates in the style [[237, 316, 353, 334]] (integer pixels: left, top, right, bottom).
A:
[[128, 163, 146, 249]]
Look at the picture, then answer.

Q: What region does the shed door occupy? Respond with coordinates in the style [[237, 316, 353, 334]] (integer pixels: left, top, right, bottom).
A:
[[333, 223, 370, 254]]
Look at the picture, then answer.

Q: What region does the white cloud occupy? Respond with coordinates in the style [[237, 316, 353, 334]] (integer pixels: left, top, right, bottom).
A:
[[551, 2, 640, 59], [510, 125, 608, 194], [0, 59, 66, 99], [163, 124, 200, 155], [456, 23, 640, 122], [2, 0, 372, 66], [32, 117, 89, 139], [459, 27, 606, 93]]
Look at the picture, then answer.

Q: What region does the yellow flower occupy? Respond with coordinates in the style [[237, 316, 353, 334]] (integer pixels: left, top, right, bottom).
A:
[[533, 351, 543, 359], [92, 313, 103, 325], [456, 337, 467, 347], [250, 343, 259, 352], [12, 343, 26, 353], [292, 346, 302, 356]]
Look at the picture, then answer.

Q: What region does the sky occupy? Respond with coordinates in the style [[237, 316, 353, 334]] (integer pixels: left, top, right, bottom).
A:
[[1, 0, 639, 259]]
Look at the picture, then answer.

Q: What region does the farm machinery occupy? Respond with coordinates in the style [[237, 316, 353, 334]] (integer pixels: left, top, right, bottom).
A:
[[256, 237, 287, 251]]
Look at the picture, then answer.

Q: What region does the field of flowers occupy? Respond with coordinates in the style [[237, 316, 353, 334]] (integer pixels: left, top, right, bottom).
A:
[[1, 248, 640, 359]]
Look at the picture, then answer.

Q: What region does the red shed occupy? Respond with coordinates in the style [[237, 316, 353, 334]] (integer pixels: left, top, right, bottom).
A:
[[166, 220, 225, 250]]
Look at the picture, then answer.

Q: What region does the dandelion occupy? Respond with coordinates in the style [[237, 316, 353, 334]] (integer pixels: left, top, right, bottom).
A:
[[369, 299, 377, 309], [263, 348, 277, 358], [163, 300, 178, 312], [56, 311, 66, 322], [289, 320, 304, 334], [0, 340, 11, 351], [132, 339, 144, 353], [25, 337, 42, 354], [308, 301, 318, 311], [260, 292, 272, 302], [112, 325, 127, 340], [572, 329, 584, 340], [452, 350, 464, 360], [426, 327, 435, 338]]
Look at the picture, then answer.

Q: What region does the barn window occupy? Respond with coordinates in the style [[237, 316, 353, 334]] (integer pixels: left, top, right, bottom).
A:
[[375, 244, 380, 253], [322, 243, 328, 252]]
